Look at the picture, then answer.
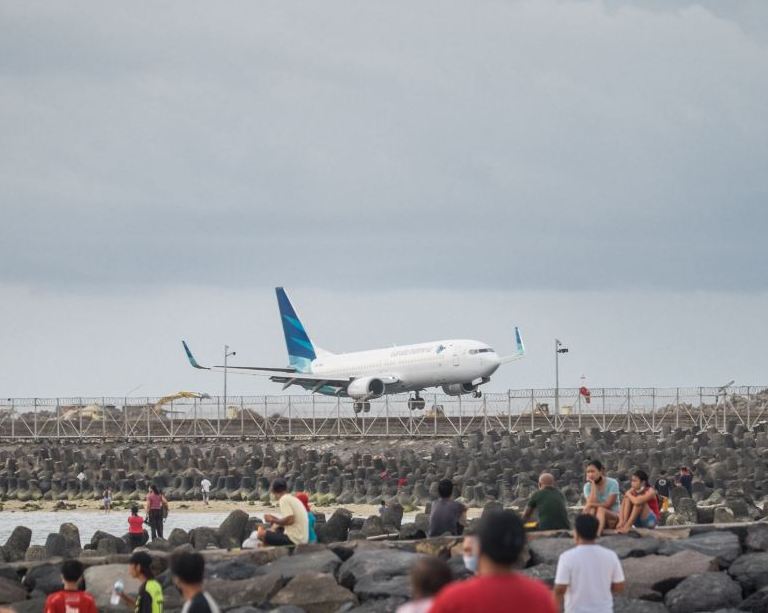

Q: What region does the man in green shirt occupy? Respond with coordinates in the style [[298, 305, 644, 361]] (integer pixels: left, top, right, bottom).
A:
[[522, 473, 571, 531]]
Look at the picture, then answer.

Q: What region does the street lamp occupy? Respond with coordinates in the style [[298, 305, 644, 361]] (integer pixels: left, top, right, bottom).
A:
[[555, 339, 569, 416], [222, 345, 236, 433]]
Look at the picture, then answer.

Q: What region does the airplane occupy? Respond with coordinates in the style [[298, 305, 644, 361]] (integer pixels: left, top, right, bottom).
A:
[[182, 287, 525, 413]]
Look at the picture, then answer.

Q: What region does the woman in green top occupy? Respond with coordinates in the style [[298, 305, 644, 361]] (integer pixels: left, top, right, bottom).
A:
[[120, 551, 164, 613]]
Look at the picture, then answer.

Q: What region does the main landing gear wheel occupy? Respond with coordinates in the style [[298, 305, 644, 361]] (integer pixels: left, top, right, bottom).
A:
[[353, 401, 371, 414], [408, 395, 426, 411], [472, 390, 482, 398]]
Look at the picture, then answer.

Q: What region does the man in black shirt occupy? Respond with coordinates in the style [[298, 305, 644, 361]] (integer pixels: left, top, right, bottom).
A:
[[428, 479, 466, 537], [677, 467, 693, 496], [171, 551, 220, 613]]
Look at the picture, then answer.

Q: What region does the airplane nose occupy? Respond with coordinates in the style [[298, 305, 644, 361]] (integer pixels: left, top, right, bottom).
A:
[[484, 353, 501, 373]]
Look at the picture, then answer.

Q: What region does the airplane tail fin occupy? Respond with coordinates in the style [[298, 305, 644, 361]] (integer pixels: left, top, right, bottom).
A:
[[500, 326, 526, 363], [276, 287, 316, 372]]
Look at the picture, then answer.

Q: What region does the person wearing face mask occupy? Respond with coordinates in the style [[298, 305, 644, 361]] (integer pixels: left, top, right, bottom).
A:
[[462, 534, 478, 574], [581, 460, 620, 537], [395, 556, 453, 613]]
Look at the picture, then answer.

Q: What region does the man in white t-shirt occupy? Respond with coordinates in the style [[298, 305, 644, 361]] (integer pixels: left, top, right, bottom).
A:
[[200, 478, 211, 505], [258, 478, 309, 546], [554, 514, 624, 613]]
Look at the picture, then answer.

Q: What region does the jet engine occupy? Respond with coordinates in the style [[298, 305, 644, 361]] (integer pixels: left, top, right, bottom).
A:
[[441, 382, 477, 396], [347, 377, 386, 400]]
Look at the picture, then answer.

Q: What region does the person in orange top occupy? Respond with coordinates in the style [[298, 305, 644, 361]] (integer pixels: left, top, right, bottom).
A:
[[429, 510, 557, 613], [128, 505, 146, 549], [44, 560, 97, 613]]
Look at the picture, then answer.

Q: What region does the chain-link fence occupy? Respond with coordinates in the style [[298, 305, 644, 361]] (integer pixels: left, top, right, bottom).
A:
[[0, 386, 765, 441]]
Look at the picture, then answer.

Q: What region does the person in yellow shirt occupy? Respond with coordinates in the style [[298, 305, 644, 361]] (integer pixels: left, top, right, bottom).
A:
[[258, 478, 309, 546]]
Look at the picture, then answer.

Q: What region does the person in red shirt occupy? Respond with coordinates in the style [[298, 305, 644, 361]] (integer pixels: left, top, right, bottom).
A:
[[616, 469, 659, 533], [44, 559, 97, 613], [429, 510, 557, 613], [128, 505, 147, 550]]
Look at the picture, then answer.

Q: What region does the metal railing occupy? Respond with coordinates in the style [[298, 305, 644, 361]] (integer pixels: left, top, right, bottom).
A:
[[0, 386, 765, 441]]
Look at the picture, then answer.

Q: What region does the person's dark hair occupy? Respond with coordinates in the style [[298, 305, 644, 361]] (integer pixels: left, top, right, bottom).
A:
[[633, 469, 649, 486], [410, 556, 453, 599], [150, 484, 160, 495], [380, 500, 385, 506], [61, 559, 85, 583], [575, 514, 599, 541], [587, 460, 604, 472], [477, 510, 525, 567], [437, 479, 454, 499], [129, 551, 154, 579], [131, 505, 139, 515], [171, 551, 205, 585], [271, 478, 288, 494]]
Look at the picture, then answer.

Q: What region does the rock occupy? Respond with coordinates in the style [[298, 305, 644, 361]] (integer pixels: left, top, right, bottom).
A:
[[0, 576, 27, 604], [520, 563, 556, 587], [205, 574, 283, 609], [23, 563, 63, 594], [266, 549, 341, 580], [612, 597, 670, 613], [271, 572, 357, 613], [317, 508, 352, 543], [528, 538, 574, 565], [206, 558, 264, 581], [45, 533, 67, 558], [658, 531, 742, 568], [714, 506, 736, 523], [189, 527, 220, 550], [218, 509, 250, 548], [59, 523, 82, 558], [664, 572, 742, 613], [398, 523, 426, 540], [621, 550, 718, 599], [338, 549, 425, 600], [739, 586, 768, 612], [727, 552, 768, 593], [25, 545, 49, 561], [145, 537, 171, 552], [83, 564, 142, 610], [352, 574, 411, 601], [599, 535, 661, 559], [168, 528, 190, 548], [746, 524, 768, 552], [3, 526, 31, 561], [96, 534, 128, 555], [6, 597, 47, 613], [340, 596, 408, 612]]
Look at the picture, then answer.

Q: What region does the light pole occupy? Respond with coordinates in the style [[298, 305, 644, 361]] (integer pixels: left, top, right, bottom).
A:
[[222, 345, 236, 434], [555, 339, 569, 416]]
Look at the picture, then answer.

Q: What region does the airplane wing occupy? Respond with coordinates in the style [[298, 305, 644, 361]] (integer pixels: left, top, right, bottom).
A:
[[500, 326, 526, 364]]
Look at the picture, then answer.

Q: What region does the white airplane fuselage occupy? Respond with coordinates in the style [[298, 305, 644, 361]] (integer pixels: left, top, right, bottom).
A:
[[310, 339, 501, 395]]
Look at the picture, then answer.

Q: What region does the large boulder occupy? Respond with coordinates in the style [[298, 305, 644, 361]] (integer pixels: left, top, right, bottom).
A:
[[0, 576, 27, 605], [746, 524, 768, 552], [317, 509, 352, 543], [740, 586, 768, 612], [338, 549, 424, 601], [3, 526, 32, 562], [621, 550, 718, 599], [218, 510, 250, 548], [205, 574, 283, 609], [664, 572, 742, 613], [59, 523, 82, 558], [658, 531, 742, 568], [23, 563, 64, 594], [340, 596, 408, 612], [612, 598, 670, 613], [189, 527, 220, 550], [528, 538, 574, 565], [265, 549, 341, 580], [83, 564, 142, 610], [270, 572, 357, 613], [727, 552, 768, 594], [206, 558, 265, 581], [45, 533, 67, 558], [6, 596, 47, 613], [598, 535, 661, 559]]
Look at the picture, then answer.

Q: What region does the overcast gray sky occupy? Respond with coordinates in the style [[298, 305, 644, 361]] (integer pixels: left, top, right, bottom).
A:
[[1, 1, 766, 398]]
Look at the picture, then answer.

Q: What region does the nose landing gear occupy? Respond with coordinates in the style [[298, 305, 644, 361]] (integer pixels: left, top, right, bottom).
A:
[[471, 390, 482, 398], [353, 401, 371, 414]]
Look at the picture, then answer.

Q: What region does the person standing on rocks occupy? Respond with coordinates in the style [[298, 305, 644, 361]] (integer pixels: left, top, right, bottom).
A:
[[396, 556, 453, 613], [582, 460, 620, 536], [200, 477, 212, 506], [171, 551, 220, 613], [258, 478, 309, 546], [428, 479, 466, 537], [145, 485, 168, 540], [430, 510, 556, 613], [44, 559, 97, 613], [128, 505, 146, 550], [615, 469, 659, 533], [522, 473, 571, 531], [103, 487, 112, 514], [677, 466, 693, 496], [554, 514, 625, 613], [119, 551, 164, 613]]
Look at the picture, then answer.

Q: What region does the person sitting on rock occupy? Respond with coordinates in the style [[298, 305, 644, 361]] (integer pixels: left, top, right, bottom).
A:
[[430, 510, 557, 613], [171, 551, 220, 613], [396, 556, 453, 613], [522, 472, 571, 531], [119, 551, 164, 613], [581, 460, 621, 536], [428, 479, 466, 537], [258, 478, 309, 547], [128, 505, 146, 550], [44, 559, 97, 613], [554, 514, 625, 613], [615, 469, 659, 533], [296, 491, 317, 543]]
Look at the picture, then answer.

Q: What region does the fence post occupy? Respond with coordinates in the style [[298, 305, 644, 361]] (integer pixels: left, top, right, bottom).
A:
[[482, 395, 487, 435], [34, 398, 38, 440], [146, 397, 151, 440], [699, 387, 703, 431], [434, 393, 438, 436], [747, 386, 751, 430], [102, 397, 107, 438], [675, 388, 680, 430], [56, 398, 61, 439], [458, 395, 463, 435], [79, 397, 83, 440], [124, 398, 128, 440], [288, 396, 292, 438], [530, 389, 535, 432], [312, 395, 316, 438], [626, 388, 631, 432], [337, 396, 341, 437], [651, 388, 656, 432], [507, 390, 511, 432], [385, 395, 389, 437], [241, 397, 244, 438], [263, 396, 268, 439], [602, 389, 606, 431], [10, 400, 14, 439], [577, 392, 582, 429]]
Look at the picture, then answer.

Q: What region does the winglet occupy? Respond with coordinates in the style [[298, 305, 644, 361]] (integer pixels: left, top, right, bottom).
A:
[[182, 340, 209, 370], [514, 326, 525, 356]]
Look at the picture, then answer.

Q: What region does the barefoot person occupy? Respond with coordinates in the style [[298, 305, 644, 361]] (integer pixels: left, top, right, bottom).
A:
[[582, 460, 620, 536], [616, 470, 659, 533]]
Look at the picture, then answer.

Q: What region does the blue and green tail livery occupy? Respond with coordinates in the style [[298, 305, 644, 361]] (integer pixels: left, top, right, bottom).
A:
[[276, 287, 316, 373]]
